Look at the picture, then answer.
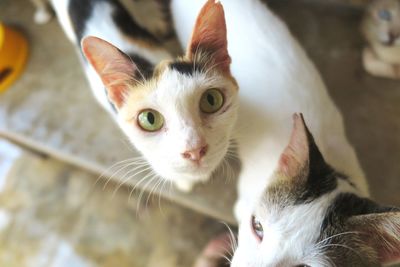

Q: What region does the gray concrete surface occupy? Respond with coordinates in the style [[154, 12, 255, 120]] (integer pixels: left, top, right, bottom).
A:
[[0, 139, 227, 267]]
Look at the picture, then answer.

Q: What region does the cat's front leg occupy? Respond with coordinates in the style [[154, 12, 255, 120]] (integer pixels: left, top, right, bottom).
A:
[[363, 46, 400, 79], [31, 0, 52, 24]]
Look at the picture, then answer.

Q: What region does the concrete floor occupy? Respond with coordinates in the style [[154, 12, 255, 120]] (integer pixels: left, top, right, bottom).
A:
[[0, 139, 227, 267]]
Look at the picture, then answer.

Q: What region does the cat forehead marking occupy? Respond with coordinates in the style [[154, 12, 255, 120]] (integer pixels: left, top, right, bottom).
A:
[[169, 60, 204, 76]]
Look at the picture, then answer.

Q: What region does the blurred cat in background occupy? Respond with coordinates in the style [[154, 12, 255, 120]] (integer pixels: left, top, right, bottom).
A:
[[362, 0, 400, 79]]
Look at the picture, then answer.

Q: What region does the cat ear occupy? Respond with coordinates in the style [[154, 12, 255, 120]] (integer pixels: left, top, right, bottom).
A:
[[278, 113, 327, 179], [81, 36, 137, 109], [347, 211, 400, 265], [186, 0, 231, 73]]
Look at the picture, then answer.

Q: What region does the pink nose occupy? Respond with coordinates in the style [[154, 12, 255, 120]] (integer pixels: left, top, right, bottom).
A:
[[182, 145, 208, 162]]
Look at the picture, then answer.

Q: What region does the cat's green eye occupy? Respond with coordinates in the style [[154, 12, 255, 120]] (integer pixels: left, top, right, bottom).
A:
[[378, 9, 391, 21], [138, 109, 164, 132], [200, 88, 224, 114]]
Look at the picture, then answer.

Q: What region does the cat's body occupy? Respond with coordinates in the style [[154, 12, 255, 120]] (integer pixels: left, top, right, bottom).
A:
[[171, 0, 368, 220], [362, 0, 400, 79]]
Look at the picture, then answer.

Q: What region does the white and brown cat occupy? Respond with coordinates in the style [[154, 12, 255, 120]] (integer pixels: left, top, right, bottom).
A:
[[47, 0, 239, 192], [231, 114, 400, 267], [362, 0, 400, 79]]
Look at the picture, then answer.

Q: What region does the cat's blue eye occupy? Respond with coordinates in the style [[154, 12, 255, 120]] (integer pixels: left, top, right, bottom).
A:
[[378, 9, 392, 21]]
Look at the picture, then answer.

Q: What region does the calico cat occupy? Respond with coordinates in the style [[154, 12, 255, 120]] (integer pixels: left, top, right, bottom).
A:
[[231, 114, 400, 267], [49, 0, 239, 192], [362, 0, 400, 79]]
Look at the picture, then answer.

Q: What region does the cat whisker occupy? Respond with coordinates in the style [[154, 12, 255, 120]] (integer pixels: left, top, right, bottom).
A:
[[95, 157, 142, 184], [112, 165, 152, 197], [145, 175, 163, 209], [128, 170, 155, 203], [222, 222, 238, 252], [157, 178, 169, 215], [136, 173, 158, 212], [316, 231, 360, 247], [103, 159, 146, 189], [96, 157, 147, 189], [317, 243, 364, 260]]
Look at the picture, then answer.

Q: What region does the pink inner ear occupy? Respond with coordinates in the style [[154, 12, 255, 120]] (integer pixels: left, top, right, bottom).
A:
[[81, 36, 137, 108], [278, 113, 310, 177], [378, 223, 400, 265], [380, 251, 400, 266], [187, 0, 230, 73]]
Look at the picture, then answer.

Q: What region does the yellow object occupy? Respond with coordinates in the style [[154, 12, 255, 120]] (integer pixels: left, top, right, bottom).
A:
[[0, 23, 28, 93]]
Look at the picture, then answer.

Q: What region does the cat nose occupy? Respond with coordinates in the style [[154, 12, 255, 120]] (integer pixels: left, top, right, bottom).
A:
[[182, 145, 208, 162]]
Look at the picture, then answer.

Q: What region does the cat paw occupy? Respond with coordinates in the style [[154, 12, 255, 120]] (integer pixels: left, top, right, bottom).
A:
[[363, 47, 400, 79], [175, 180, 194, 192], [193, 233, 234, 267], [34, 9, 52, 24]]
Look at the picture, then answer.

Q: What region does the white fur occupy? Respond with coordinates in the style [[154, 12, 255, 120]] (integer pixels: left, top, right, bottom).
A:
[[118, 70, 238, 191], [48, 0, 239, 192], [171, 0, 368, 215]]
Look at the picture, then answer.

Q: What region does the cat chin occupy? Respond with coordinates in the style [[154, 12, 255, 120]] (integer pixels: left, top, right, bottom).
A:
[[174, 179, 196, 192], [164, 172, 211, 192], [174, 173, 211, 192]]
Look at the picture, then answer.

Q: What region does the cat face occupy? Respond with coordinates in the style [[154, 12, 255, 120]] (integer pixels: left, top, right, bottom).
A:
[[232, 114, 400, 267], [363, 0, 400, 46], [81, 0, 238, 191]]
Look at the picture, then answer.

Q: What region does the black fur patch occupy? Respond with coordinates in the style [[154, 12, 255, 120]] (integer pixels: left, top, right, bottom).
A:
[[127, 54, 154, 79], [111, 0, 160, 44], [169, 61, 203, 76], [321, 193, 400, 231], [68, 0, 96, 43], [294, 129, 338, 204], [69, 0, 159, 45]]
